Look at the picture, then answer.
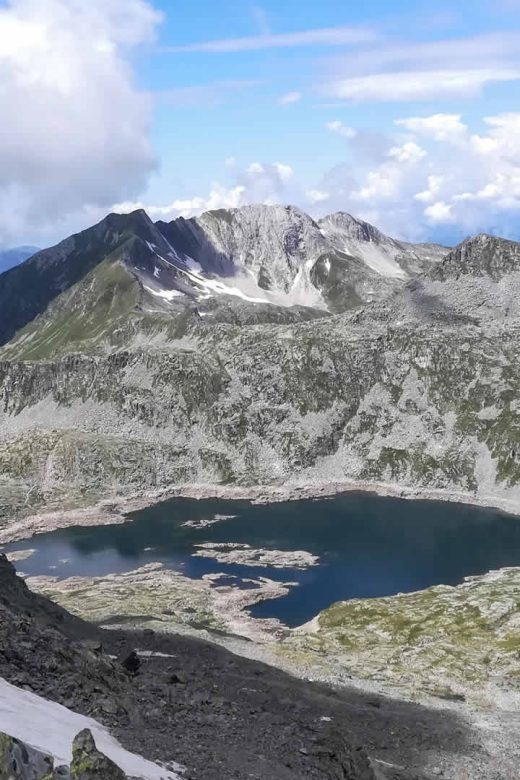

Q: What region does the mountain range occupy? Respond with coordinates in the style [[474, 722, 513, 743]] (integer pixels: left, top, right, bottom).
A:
[[0, 205, 518, 518]]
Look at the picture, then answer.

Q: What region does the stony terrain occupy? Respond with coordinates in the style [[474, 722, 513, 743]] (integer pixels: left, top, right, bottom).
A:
[[26, 562, 291, 643], [278, 567, 520, 711], [1, 553, 517, 780], [0, 727, 162, 780], [0, 208, 519, 520], [20, 551, 520, 712]]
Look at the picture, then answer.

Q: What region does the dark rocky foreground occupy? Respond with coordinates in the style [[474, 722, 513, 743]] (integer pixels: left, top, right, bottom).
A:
[[0, 555, 475, 779]]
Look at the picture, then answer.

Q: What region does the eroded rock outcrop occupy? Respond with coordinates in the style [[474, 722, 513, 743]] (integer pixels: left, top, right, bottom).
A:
[[69, 730, 126, 780], [0, 732, 55, 780], [0, 729, 138, 779]]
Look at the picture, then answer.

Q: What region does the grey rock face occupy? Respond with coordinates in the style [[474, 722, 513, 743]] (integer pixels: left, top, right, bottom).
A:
[[70, 730, 126, 780], [0, 206, 448, 351], [0, 733, 54, 780], [0, 555, 127, 715], [156, 206, 447, 312], [430, 233, 520, 282], [0, 729, 136, 780], [0, 210, 519, 518]]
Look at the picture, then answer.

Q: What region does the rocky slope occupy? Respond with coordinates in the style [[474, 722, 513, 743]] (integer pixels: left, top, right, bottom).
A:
[[157, 206, 446, 312], [1, 210, 519, 519], [1, 552, 469, 780], [279, 567, 520, 710], [0, 205, 447, 354]]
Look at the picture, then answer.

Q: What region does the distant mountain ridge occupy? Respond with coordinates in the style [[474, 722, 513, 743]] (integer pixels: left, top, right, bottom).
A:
[[0, 245, 39, 273], [0, 205, 448, 351], [1, 205, 519, 520]]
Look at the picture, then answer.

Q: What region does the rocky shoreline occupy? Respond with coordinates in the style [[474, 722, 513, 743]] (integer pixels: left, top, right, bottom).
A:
[[1, 477, 519, 545], [2, 478, 519, 777], [26, 562, 293, 643]]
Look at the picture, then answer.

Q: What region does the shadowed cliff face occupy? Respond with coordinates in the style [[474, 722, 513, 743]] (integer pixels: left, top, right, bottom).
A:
[[0, 246, 39, 274]]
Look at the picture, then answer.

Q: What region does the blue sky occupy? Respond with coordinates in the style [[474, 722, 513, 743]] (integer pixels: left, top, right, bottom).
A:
[[1, 0, 520, 246]]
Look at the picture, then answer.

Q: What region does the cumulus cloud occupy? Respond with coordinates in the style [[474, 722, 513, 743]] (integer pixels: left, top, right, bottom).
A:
[[113, 108, 520, 244], [306, 189, 330, 204], [414, 175, 444, 203], [0, 0, 161, 246], [114, 185, 247, 222], [424, 201, 455, 224], [113, 160, 296, 222], [395, 114, 468, 142], [387, 141, 426, 164], [311, 111, 520, 240]]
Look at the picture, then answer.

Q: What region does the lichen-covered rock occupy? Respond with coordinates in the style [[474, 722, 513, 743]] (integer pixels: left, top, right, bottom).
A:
[[0, 729, 134, 779], [69, 730, 126, 780], [0, 732, 54, 780]]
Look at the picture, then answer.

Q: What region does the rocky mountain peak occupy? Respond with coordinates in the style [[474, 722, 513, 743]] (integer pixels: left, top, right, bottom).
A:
[[0, 209, 175, 347], [319, 212, 386, 245], [431, 233, 520, 282]]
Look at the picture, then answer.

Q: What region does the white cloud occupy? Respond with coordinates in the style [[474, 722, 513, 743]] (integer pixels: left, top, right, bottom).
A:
[[114, 160, 296, 222], [273, 163, 294, 182], [388, 141, 426, 164], [326, 120, 357, 139], [395, 114, 468, 142], [0, 0, 161, 246], [113, 108, 520, 243], [278, 91, 302, 105], [306, 189, 330, 204], [324, 68, 520, 102], [314, 111, 520, 240], [328, 32, 520, 79], [166, 25, 377, 53], [246, 163, 265, 175], [354, 168, 401, 201], [114, 185, 248, 222], [424, 201, 455, 224], [414, 175, 444, 203], [245, 161, 293, 184]]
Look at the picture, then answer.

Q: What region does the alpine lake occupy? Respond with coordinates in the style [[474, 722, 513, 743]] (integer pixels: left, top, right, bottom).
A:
[[6, 492, 520, 629]]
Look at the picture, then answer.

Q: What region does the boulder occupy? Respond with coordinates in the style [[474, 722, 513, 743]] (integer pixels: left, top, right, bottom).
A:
[[0, 732, 54, 780], [70, 730, 127, 780]]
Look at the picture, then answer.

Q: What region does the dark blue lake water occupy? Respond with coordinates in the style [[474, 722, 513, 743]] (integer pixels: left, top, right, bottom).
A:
[[6, 493, 520, 627]]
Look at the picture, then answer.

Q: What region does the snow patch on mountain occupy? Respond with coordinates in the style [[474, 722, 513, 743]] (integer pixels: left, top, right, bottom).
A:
[[321, 222, 408, 279], [318, 213, 446, 280], [148, 206, 448, 313], [0, 676, 182, 779], [144, 285, 185, 301]]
